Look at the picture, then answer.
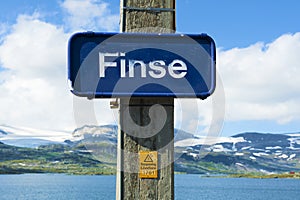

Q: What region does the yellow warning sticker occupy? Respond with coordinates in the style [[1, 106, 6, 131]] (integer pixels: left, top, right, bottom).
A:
[[139, 151, 158, 179]]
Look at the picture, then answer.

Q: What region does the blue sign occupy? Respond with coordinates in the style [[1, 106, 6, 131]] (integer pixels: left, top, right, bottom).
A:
[[68, 32, 216, 99]]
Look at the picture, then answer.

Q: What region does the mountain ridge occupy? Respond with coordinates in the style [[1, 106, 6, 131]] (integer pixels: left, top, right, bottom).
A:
[[1, 124, 299, 174]]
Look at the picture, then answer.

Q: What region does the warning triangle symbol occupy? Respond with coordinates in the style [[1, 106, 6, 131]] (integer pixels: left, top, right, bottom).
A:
[[144, 154, 153, 163]]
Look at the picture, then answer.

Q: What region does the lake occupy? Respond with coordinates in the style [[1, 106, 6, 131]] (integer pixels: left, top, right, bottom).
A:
[[0, 174, 299, 200]]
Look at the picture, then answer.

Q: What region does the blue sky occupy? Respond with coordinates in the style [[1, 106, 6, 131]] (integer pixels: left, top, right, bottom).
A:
[[0, 0, 300, 137], [177, 0, 300, 49]]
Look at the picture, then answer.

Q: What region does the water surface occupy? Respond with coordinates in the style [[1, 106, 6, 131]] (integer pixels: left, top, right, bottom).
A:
[[0, 174, 299, 200]]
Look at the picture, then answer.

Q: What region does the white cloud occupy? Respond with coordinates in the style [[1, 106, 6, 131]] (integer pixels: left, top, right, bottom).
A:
[[0, 23, 6, 35], [219, 33, 300, 124], [174, 33, 300, 136], [174, 73, 225, 136], [0, 1, 120, 132], [0, 15, 66, 78], [0, 0, 299, 136], [0, 14, 75, 130], [61, 0, 119, 32], [0, 23, 8, 43]]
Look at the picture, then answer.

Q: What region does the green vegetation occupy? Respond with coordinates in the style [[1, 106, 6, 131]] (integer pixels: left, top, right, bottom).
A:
[[1, 142, 299, 178], [0, 143, 115, 175], [176, 160, 234, 174], [0, 160, 115, 175], [228, 172, 300, 179]]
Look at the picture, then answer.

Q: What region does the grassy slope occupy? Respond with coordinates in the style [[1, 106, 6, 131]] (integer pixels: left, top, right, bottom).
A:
[[0, 142, 115, 175], [1, 142, 299, 178]]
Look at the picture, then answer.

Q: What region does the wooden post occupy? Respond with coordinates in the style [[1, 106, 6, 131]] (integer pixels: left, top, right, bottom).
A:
[[117, 0, 176, 200]]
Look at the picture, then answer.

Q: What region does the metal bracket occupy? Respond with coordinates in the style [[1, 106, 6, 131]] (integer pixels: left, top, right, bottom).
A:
[[110, 98, 119, 109], [123, 6, 175, 13]]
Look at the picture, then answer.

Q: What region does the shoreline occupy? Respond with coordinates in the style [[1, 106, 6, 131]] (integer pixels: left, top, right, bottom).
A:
[[1, 171, 300, 179]]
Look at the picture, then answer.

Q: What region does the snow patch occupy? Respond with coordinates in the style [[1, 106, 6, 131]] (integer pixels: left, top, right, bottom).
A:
[[286, 133, 300, 137], [235, 163, 245, 167], [235, 153, 244, 156], [0, 125, 73, 147], [175, 136, 245, 147], [265, 146, 282, 150], [250, 148, 265, 152], [287, 146, 300, 150], [253, 152, 269, 157], [189, 153, 199, 159], [287, 154, 296, 161], [287, 137, 300, 150], [241, 146, 251, 150], [249, 156, 256, 160], [278, 154, 288, 159], [259, 169, 274, 175], [212, 145, 232, 152]]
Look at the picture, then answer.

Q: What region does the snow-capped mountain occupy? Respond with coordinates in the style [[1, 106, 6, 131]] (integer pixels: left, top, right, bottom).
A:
[[0, 125, 73, 148], [73, 125, 300, 172], [1, 124, 299, 173], [72, 125, 118, 144], [185, 132, 299, 156], [176, 132, 300, 151], [177, 132, 300, 173]]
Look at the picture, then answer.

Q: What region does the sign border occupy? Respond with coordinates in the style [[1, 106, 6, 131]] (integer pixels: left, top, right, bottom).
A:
[[68, 32, 216, 99]]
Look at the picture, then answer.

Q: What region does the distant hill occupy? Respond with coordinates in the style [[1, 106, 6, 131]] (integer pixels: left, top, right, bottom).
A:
[[0, 125, 299, 175], [0, 125, 74, 148], [176, 132, 300, 174]]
